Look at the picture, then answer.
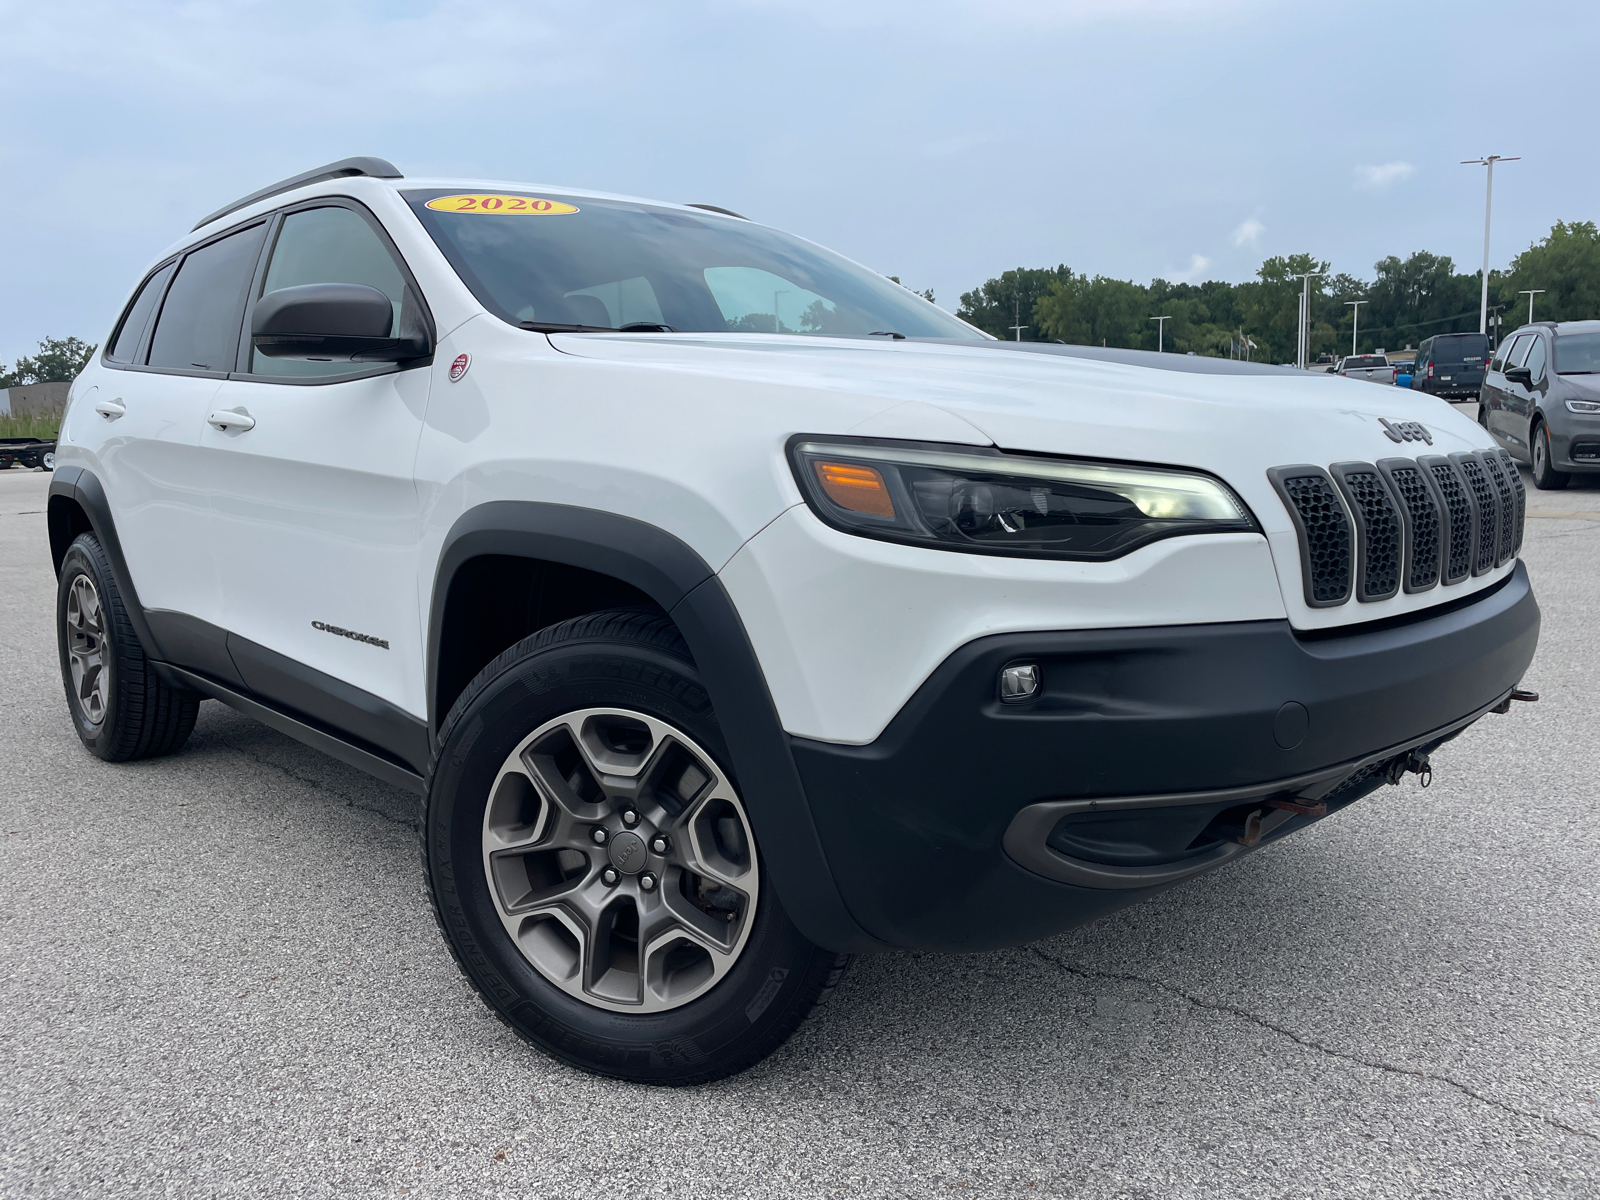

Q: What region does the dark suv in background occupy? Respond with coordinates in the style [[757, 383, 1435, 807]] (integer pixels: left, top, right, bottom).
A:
[[1411, 332, 1492, 401], [1480, 320, 1600, 489]]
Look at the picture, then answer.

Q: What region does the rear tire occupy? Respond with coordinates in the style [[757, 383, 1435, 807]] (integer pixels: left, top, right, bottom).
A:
[[56, 533, 199, 761], [1531, 421, 1570, 491], [423, 607, 851, 1084]]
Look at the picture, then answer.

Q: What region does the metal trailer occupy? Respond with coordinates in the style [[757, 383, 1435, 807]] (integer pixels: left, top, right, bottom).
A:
[[0, 438, 57, 471]]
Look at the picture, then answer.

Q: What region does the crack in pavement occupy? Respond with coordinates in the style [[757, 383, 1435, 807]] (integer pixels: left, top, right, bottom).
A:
[[212, 736, 419, 833], [1031, 946, 1600, 1145]]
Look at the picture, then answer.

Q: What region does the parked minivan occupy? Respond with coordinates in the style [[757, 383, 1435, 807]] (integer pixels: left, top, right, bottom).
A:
[[1411, 333, 1492, 401]]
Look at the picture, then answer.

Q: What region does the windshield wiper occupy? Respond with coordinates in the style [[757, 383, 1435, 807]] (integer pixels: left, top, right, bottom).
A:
[[519, 320, 677, 333], [868, 330, 906, 339]]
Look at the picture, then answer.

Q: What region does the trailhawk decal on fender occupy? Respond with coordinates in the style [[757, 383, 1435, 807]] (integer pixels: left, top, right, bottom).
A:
[[311, 620, 390, 650]]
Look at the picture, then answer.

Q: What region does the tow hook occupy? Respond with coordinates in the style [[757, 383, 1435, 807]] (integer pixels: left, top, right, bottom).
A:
[[1492, 688, 1540, 714], [1386, 749, 1432, 788]]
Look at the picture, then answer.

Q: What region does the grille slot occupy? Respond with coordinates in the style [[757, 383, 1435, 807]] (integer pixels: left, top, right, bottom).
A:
[[1419, 455, 1475, 584], [1478, 452, 1517, 567], [1267, 466, 1352, 607], [1330, 463, 1402, 602], [1452, 452, 1499, 575], [1493, 448, 1526, 557], [1377, 458, 1441, 592]]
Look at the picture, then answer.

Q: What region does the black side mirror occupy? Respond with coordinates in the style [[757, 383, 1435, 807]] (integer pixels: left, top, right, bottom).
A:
[[252, 282, 429, 362], [1504, 365, 1532, 385]]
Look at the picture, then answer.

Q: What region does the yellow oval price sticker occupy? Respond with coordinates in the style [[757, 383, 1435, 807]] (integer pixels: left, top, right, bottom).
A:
[[424, 194, 579, 216]]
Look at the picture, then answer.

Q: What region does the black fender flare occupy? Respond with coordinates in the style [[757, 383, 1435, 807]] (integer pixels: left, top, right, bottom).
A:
[[47, 465, 162, 657], [428, 501, 890, 954]]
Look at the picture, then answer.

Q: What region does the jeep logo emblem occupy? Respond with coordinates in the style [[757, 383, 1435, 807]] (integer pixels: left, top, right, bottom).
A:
[[1379, 417, 1433, 445], [608, 831, 648, 874]]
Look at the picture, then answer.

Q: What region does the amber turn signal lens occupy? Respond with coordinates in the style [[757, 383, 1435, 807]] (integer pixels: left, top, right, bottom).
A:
[[813, 461, 895, 517]]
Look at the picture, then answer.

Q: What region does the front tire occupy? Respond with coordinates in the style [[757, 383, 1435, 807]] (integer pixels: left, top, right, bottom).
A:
[[1531, 421, 1570, 491], [56, 533, 199, 760], [423, 608, 850, 1085]]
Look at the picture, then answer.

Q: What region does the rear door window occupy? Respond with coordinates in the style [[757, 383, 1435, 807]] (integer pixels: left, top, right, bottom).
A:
[[105, 262, 175, 364], [249, 205, 410, 378], [147, 223, 269, 373], [1433, 334, 1490, 365]]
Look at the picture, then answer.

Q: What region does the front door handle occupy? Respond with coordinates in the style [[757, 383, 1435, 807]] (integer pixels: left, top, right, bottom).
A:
[[207, 409, 256, 433], [94, 398, 126, 420]]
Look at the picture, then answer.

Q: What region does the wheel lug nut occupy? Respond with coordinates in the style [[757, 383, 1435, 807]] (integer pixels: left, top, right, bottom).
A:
[[590, 827, 609, 845], [621, 809, 640, 827], [601, 867, 620, 887], [639, 873, 657, 892], [649, 834, 670, 855]]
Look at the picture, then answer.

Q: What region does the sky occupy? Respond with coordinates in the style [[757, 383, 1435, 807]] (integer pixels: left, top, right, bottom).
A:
[[3, 0, 1598, 365]]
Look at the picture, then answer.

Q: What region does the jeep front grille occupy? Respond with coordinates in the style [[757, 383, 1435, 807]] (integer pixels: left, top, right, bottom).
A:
[[1422, 456, 1475, 584], [1266, 467, 1351, 607], [1330, 463, 1401, 602], [1377, 460, 1440, 592], [1454, 453, 1498, 575], [1270, 453, 1522, 610]]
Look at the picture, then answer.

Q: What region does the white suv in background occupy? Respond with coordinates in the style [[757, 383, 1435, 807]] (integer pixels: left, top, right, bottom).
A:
[[51, 158, 1540, 1084]]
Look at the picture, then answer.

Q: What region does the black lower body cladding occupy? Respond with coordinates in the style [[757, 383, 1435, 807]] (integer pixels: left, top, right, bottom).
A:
[[791, 565, 1539, 951]]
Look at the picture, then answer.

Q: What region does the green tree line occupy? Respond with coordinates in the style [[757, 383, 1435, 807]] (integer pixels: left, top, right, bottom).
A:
[[957, 220, 1600, 361], [0, 336, 97, 388]]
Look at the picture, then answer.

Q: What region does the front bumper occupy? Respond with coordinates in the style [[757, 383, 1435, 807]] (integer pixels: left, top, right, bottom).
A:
[[790, 563, 1539, 951]]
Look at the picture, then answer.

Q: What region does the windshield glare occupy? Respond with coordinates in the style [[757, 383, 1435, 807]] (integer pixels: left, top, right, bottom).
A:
[[404, 189, 981, 340], [1555, 332, 1600, 374]]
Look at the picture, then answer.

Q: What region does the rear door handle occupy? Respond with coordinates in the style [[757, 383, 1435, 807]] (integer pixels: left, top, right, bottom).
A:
[[207, 409, 255, 433], [94, 398, 126, 420]]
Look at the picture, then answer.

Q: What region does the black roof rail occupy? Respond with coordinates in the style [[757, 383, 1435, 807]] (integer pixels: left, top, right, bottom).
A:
[[685, 203, 748, 220], [192, 157, 403, 231]]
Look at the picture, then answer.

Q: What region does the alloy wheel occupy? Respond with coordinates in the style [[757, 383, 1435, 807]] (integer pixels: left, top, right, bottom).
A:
[[66, 575, 109, 729], [1534, 429, 1547, 478], [481, 707, 760, 1013]]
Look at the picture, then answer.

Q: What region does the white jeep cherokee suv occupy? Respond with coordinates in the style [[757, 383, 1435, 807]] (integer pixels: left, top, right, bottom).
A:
[[50, 158, 1540, 1084]]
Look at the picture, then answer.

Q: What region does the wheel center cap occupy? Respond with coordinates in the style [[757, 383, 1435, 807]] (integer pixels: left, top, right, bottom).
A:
[[607, 831, 648, 874]]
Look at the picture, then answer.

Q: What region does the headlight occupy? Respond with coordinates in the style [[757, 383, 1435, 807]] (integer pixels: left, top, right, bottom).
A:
[[1566, 398, 1600, 414], [788, 437, 1258, 561]]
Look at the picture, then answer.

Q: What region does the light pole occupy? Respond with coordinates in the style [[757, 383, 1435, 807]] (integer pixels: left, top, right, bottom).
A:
[[1010, 297, 1027, 341], [1461, 155, 1520, 335], [1150, 315, 1172, 352], [1487, 303, 1506, 350], [1519, 288, 1546, 324], [1291, 272, 1324, 368], [1345, 299, 1368, 357]]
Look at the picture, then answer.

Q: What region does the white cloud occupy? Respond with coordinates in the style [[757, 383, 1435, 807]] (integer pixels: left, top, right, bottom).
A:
[[1354, 161, 1415, 189], [1172, 254, 1211, 283], [1231, 218, 1265, 247]]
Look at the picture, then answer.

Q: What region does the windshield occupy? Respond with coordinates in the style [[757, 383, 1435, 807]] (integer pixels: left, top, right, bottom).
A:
[[1554, 332, 1600, 374], [404, 189, 981, 340]]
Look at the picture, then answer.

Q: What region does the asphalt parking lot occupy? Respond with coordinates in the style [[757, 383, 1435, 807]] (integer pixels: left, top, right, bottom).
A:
[[2, 456, 1598, 1200]]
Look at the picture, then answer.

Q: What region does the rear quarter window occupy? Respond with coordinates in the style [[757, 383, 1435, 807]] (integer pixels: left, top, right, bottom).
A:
[[104, 262, 175, 364]]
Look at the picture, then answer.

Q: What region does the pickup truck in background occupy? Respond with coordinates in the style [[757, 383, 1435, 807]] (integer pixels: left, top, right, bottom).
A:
[[1334, 354, 1396, 385]]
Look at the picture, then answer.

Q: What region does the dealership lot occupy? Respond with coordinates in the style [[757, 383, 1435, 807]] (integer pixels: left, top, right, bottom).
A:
[[1, 462, 1597, 1199]]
